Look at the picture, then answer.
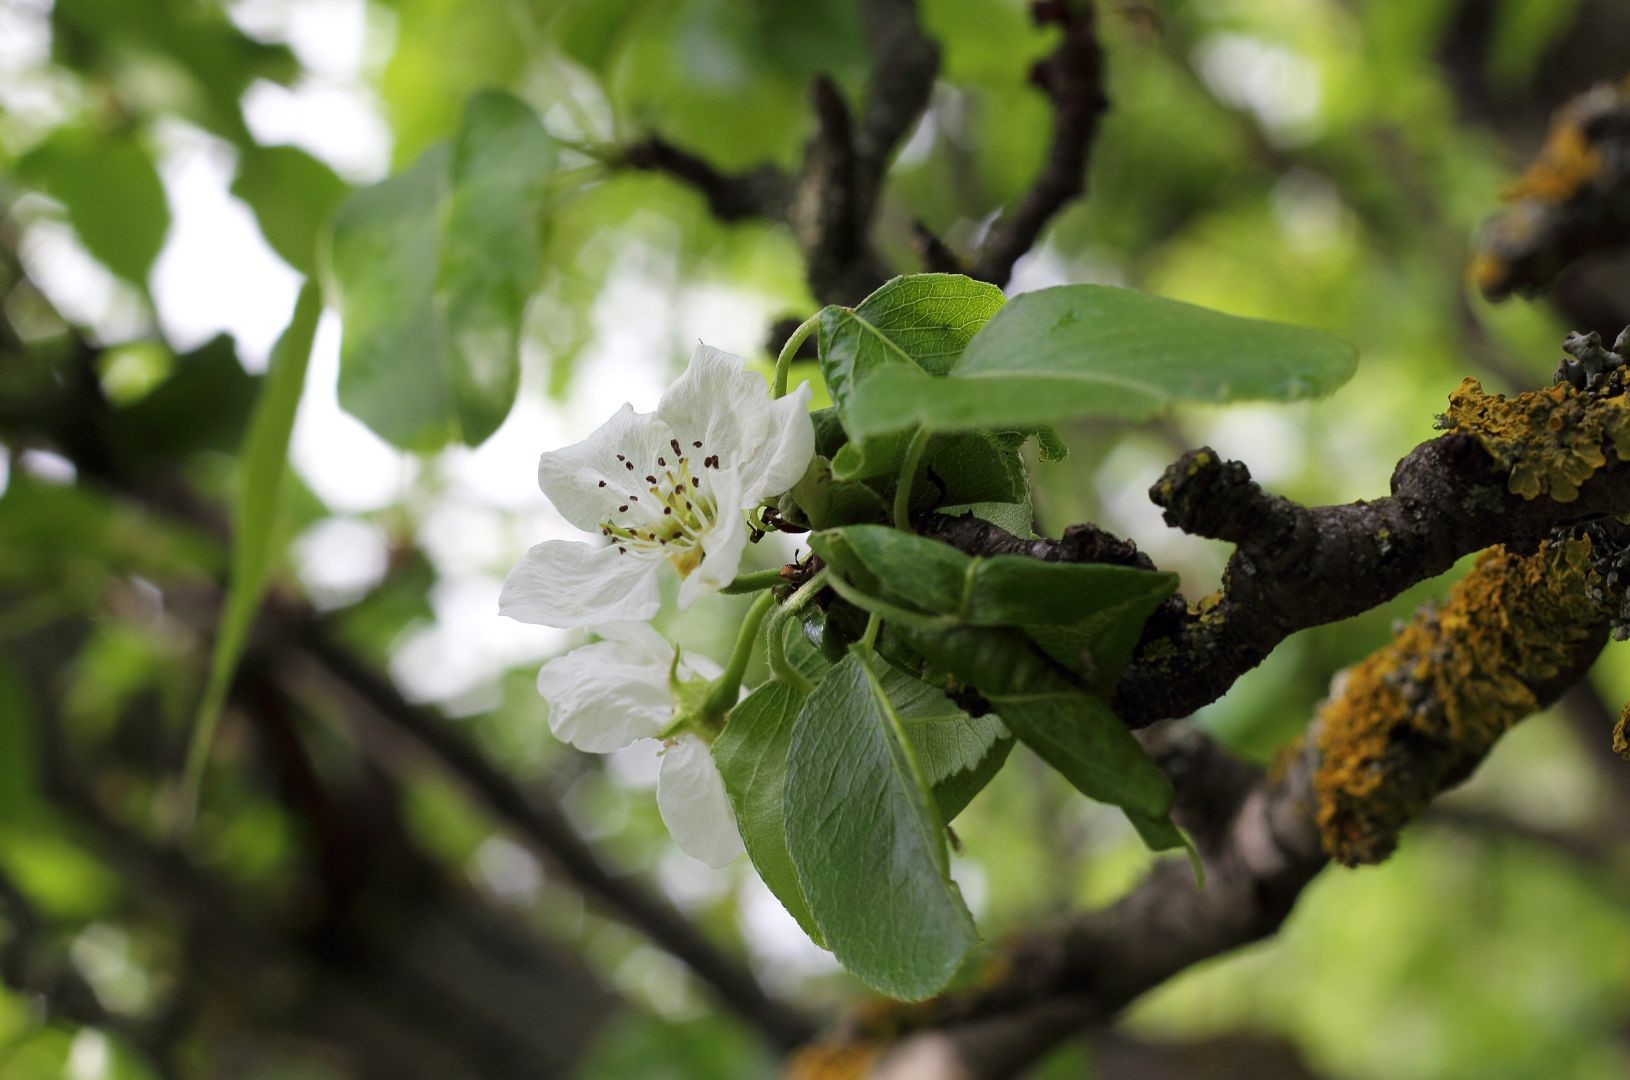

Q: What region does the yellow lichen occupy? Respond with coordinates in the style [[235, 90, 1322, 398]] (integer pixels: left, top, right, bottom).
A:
[[784, 1042, 882, 1080], [1615, 704, 1630, 762], [1313, 537, 1608, 865], [1440, 378, 1630, 502], [1502, 117, 1604, 204]]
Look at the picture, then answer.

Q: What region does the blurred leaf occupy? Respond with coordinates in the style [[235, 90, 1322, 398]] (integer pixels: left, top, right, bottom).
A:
[[328, 90, 554, 450], [574, 1011, 772, 1080], [109, 335, 258, 467], [847, 285, 1358, 437], [711, 680, 821, 942], [51, 0, 296, 142], [15, 127, 169, 288], [0, 664, 38, 824], [185, 283, 322, 797], [232, 145, 349, 276], [784, 651, 978, 999]]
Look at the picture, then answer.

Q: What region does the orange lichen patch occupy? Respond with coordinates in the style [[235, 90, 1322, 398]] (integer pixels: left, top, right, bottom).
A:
[[1502, 118, 1604, 204], [1313, 538, 1608, 866], [1439, 378, 1630, 501], [1614, 704, 1630, 762], [784, 1041, 882, 1080]]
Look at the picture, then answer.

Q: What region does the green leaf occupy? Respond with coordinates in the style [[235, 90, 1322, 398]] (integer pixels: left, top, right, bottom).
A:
[[880, 665, 1011, 821], [184, 282, 323, 801], [784, 651, 978, 998], [810, 525, 1178, 631], [232, 145, 348, 276], [108, 335, 258, 468], [0, 663, 39, 824], [784, 455, 889, 530], [819, 274, 1005, 480], [712, 681, 822, 944], [846, 284, 1358, 437], [773, 624, 1002, 818], [16, 128, 169, 288], [327, 89, 554, 450], [898, 625, 1174, 823]]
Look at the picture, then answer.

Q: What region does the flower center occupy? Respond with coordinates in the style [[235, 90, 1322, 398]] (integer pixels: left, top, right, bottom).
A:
[[598, 436, 724, 575]]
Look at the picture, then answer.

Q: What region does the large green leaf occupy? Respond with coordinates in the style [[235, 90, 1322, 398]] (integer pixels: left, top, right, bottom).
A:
[[232, 145, 348, 276], [711, 681, 822, 943], [818, 274, 1005, 480], [784, 652, 978, 998], [184, 282, 323, 800], [327, 90, 553, 450], [846, 284, 1358, 437], [15, 128, 170, 288]]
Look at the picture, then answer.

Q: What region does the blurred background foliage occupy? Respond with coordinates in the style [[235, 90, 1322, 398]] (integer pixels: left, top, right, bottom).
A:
[[3, 0, 1630, 1077]]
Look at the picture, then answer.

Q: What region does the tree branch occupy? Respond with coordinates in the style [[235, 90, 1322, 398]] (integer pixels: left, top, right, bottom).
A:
[[618, 137, 791, 222], [969, 0, 1109, 286], [835, 537, 1617, 1077]]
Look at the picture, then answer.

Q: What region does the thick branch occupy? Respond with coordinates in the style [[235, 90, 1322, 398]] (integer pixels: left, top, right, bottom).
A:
[[970, 0, 1109, 286], [852, 539, 1614, 1077], [1115, 411, 1630, 726]]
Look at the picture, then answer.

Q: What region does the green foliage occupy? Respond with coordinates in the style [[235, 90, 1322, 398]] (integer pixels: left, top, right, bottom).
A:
[[846, 284, 1358, 437], [15, 127, 169, 288], [818, 273, 1006, 480], [711, 680, 821, 942], [784, 651, 978, 999], [185, 283, 322, 796], [327, 90, 554, 450], [232, 146, 349, 277]]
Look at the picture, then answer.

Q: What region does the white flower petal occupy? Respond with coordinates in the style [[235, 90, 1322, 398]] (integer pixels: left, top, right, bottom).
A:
[[657, 734, 744, 868], [536, 633, 674, 752], [499, 539, 662, 629], [736, 380, 815, 502], [599, 622, 725, 681], [676, 467, 748, 610], [657, 344, 773, 473], [537, 404, 677, 533]]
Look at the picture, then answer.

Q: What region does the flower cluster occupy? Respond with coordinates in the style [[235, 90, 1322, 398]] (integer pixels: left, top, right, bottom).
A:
[[501, 345, 813, 866]]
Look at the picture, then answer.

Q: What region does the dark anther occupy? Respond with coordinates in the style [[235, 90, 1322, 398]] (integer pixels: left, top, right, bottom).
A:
[[670, 438, 683, 455], [624, 462, 634, 470], [619, 505, 629, 512], [692, 440, 703, 448], [658, 456, 667, 467], [646, 474, 657, 483], [597, 480, 606, 487], [663, 507, 673, 515]]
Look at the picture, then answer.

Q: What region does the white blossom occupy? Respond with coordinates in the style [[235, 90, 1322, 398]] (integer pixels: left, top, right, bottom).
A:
[[500, 344, 813, 629], [534, 623, 744, 868]]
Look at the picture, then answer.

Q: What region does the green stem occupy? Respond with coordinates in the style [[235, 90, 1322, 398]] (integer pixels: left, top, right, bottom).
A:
[[825, 573, 957, 632], [703, 591, 777, 717], [721, 569, 785, 594], [765, 614, 811, 694], [860, 612, 882, 651], [761, 568, 831, 693], [773, 311, 822, 399], [893, 427, 931, 530]]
